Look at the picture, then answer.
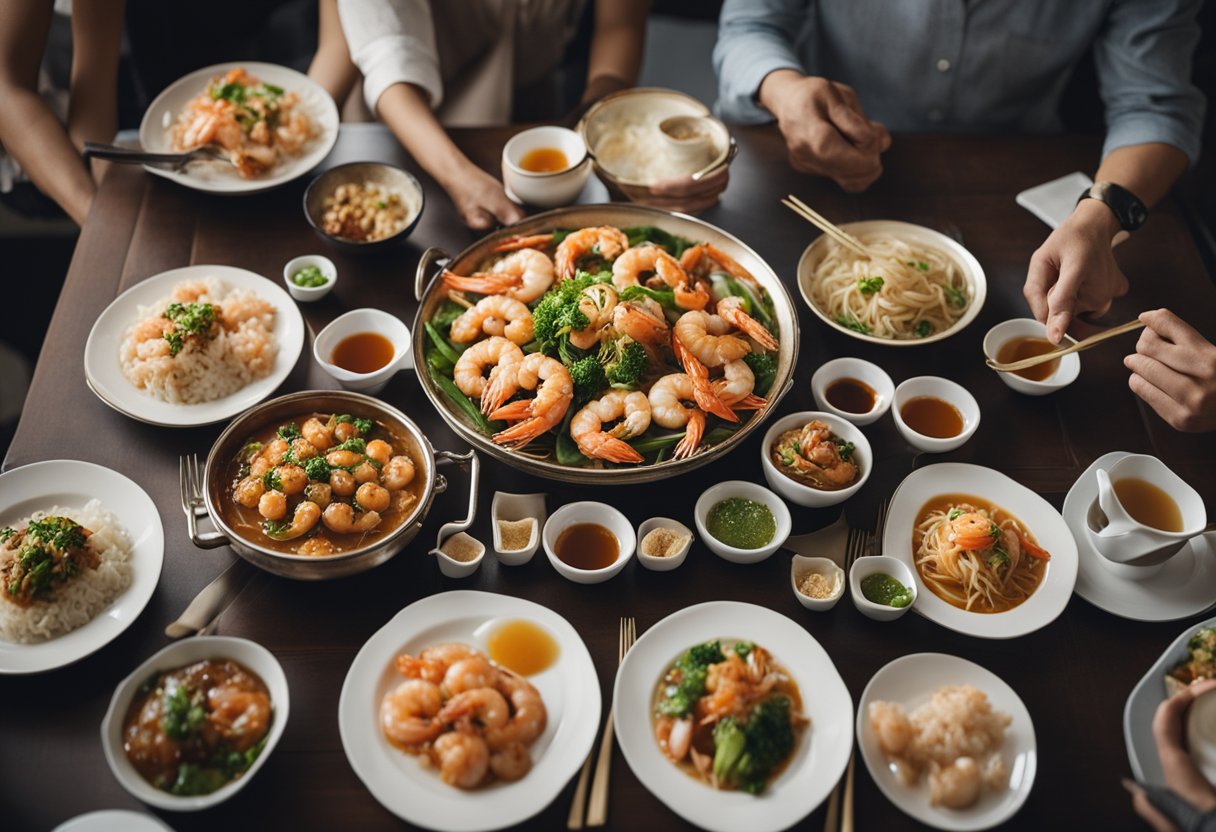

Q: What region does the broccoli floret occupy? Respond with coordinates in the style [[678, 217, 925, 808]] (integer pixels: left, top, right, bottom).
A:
[[570, 355, 606, 402], [743, 352, 777, 397], [712, 716, 747, 784], [712, 696, 795, 794], [678, 641, 725, 672], [656, 665, 709, 717], [599, 336, 648, 388], [531, 272, 611, 351]]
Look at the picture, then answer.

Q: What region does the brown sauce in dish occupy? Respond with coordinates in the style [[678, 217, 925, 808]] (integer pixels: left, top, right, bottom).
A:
[[554, 523, 618, 570], [996, 336, 1060, 381], [487, 619, 560, 675], [825, 377, 876, 414], [332, 332, 395, 374], [900, 396, 963, 439], [1113, 478, 1184, 532], [520, 147, 570, 173]]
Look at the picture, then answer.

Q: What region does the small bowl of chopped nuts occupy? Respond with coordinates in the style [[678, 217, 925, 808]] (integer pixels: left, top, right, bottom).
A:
[[636, 517, 694, 572], [304, 162, 425, 253], [790, 555, 845, 611]]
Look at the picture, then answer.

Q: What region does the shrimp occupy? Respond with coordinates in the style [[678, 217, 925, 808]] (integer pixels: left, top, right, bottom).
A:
[[352, 460, 380, 484], [949, 512, 1000, 551], [262, 438, 290, 466], [443, 248, 555, 303], [334, 421, 360, 442], [715, 296, 779, 351], [488, 354, 574, 450], [380, 679, 443, 748], [326, 449, 363, 469], [673, 309, 751, 369], [355, 482, 391, 513], [303, 482, 331, 508], [493, 232, 556, 253], [868, 700, 913, 755], [437, 687, 510, 731], [395, 643, 481, 684], [449, 295, 535, 346], [656, 715, 693, 763], [712, 358, 767, 410], [430, 731, 490, 789], [233, 475, 265, 508], [569, 283, 619, 350], [569, 390, 650, 463], [680, 243, 763, 292], [794, 420, 858, 486], [442, 656, 500, 696], [207, 685, 271, 752], [555, 226, 629, 280], [671, 331, 738, 422], [302, 417, 334, 450], [276, 464, 308, 495], [258, 490, 287, 521], [484, 670, 547, 751], [365, 439, 393, 466], [329, 468, 356, 497], [648, 373, 708, 460], [382, 455, 416, 490], [612, 244, 707, 310], [289, 437, 319, 462], [265, 500, 322, 540], [297, 535, 336, 556], [489, 742, 533, 781], [452, 336, 525, 415], [321, 502, 381, 534], [929, 757, 983, 809], [611, 298, 670, 352]]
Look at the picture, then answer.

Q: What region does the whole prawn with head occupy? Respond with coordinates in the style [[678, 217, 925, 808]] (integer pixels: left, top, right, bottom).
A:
[[488, 353, 574, 450]]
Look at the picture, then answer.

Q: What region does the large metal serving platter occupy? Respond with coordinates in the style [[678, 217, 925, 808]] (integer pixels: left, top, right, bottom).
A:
[[411, 204, 799, 484]]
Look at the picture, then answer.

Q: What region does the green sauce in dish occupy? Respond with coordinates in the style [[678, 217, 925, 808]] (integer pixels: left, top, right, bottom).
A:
[[860, 573, 913, 607], [706, 498, 775, 549], [292, 265, 328, 287]]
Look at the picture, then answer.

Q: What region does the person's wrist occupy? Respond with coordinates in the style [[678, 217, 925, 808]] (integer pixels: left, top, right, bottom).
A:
[[757, 69, 804, 121], [1069, 197, 1124, 242]]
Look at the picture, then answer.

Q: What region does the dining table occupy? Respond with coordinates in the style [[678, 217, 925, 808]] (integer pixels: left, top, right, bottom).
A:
[[4, 121, 1216, 832]]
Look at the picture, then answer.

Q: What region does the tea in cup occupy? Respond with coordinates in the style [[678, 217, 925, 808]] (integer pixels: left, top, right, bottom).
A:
[[1087, 454, 1207, 579]]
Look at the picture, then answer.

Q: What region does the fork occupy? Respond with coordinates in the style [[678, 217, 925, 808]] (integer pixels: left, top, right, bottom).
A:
[[577, 616, 636, 828], [83, 141, 234, 172], [843, 526, 868, 573], [179, 453, 227, 549], [870, 498, 889, 557]]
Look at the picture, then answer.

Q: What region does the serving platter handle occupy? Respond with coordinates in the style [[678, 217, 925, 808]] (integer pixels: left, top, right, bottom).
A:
[[187, 504, 232, 550], [415, 247, 451, 302], [432, 449, 481, 547]]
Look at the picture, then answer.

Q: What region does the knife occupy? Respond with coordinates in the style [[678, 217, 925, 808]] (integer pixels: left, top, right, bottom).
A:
[[165, 558, 257, 639]]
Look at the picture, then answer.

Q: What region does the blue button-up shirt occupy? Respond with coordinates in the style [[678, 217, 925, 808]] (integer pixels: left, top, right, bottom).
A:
[[713, 0, 1205, 164]]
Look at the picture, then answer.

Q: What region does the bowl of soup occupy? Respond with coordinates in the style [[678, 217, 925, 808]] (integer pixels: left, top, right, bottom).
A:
[[501, 126, 591, 208], [761, 411, 871, 507], [542, 501, 635, 584], [983, 318, 1080, 396], [810, 357, 895, 426], [892, 376, 980, 453]]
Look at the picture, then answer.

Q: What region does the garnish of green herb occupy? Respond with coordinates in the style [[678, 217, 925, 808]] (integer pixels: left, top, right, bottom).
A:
[[0, 527, 14, 543], [277, 423, 301, 440], [948, 508, 964, 521], [262, 518, 289, 536], [161, 684, 206, 740], [332, 437, 366, 454], [291, 265, 328, 288], [304, 456, 332, 482], [914, 320, 934, 338], [945, 285, 967, 308], [733, 641, 755, 660], [835, 440, 855, 461], [835, 312, 871, 335], [161, 302, 217, 356], [262, 469, 283, 491], [334, 414, 374, 436], [857, 275, 884, 295]]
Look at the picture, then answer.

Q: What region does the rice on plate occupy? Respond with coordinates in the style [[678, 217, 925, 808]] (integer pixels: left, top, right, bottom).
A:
[[0, 499, 133, 644], [120, 277, 278, 404]]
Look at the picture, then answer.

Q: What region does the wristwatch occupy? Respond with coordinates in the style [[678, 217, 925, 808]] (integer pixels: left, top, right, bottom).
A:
[[1077, 181, 1148, 232]]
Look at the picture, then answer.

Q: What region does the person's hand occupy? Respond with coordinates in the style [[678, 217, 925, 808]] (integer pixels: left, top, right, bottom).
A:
[[1024, 199, 1130, 343], [1124, 309, 1216, 433], [758, 70, 890, 192], [617, 166, 729, 215], [442, 163, 526, 231], [1130, 679, 1216, 831]]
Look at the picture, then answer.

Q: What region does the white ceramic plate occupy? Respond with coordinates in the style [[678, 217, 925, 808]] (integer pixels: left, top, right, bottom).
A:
[[0, 460, 163, 674], [613, 601, 853, 832], [857, 653, 1036, 830], [883, 463, 1078, 639], [338, 590, 600, 832], [797, 220, 987, 346], [83, 264, 305, 427], [1067, 451, 1216, 622], [138, 61, 338, 194], [53, 810, 175, 832], [1125, 616, 1216, 785]]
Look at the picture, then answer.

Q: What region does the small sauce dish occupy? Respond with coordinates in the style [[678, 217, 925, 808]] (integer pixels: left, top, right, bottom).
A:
[[542, 501, 634, 584], [430, 531, 486, 579], [636, 517, 694, 572], [694, 481, 791, 564], [849, 555, 917, 622], [491, 491, 546, 566], [983, 318, 1080, 396], [501, 126, 591, 209], [892, 376, 980, 453], [810, 357, 895, 426], [313, 308, 412, 395], [760, 411, 871, 508], [791, 555, 845, 611], [282, 254, 336, 302]]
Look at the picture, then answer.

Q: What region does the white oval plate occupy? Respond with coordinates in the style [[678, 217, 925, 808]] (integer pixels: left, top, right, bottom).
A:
[[0, 460, 163, 674], [338, 590, 600, 832], [883, 463, 1078, 639], [53, 810, 175, 832], [797, 220, 987, 346], [83, 264, 305, 427], [138, 61, 338, 195], [613, 601, 853, 832], [857, 653, 1036, 830], [1124, 616, 1216, 785]]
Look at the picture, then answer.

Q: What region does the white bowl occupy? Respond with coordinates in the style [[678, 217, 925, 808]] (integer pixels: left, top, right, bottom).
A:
[[892, 376, 981, 453], [430, 531, 486, 579], [100, 636, 289, 811], [282, 254, 336, 302], [760, 412, 871, 508], [491, 491, 546, 566], [694, 481, 791, 564], [849, 555, 917, 621], [810, 357, 895, 425], [501, 126, 591, 208], [313, 308, 413, 394], [983, 318, 1080, 396], [636, 517, 694, 572], [542, 501, 635, 584], [791, 555, 845, 611]]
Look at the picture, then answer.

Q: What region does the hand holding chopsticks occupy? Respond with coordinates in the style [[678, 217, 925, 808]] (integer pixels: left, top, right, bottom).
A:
[[782, 195, 871, 258]]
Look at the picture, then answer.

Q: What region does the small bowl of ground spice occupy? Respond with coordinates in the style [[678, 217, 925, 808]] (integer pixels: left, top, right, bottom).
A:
[[636, 517, 694, 572], [790, 555, 845, 611], [491, 491, 546, 566], [431, 531, 486, 578]]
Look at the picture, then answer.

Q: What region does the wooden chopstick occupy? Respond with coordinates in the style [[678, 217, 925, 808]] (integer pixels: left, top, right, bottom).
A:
[[566, 752, 594, 829], [585, 616, 635, 827], [985, 319, 1145, 373], [782, 195, 871, 257], [841, 754, 855, 832]]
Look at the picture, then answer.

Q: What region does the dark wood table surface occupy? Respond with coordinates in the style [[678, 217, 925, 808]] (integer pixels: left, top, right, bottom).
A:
[[5, 123, 1216, 832]]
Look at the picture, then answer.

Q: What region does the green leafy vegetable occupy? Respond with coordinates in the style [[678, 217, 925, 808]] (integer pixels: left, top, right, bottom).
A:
[[169, 763, 229, 796], [619, 284, 677, 309], [262, 518, 289, 537], [835, 312, 871, 335], [332, 437, 367, 454], [914, 320, 934, 338], [0, 527, 14, 543], [237, 440, 263, 464], [733, 641, 755, 660], [161, 684, 205, 740], [945, 285, 967, 308], [948, 508, 964, 521], [276, 423, 300, 440], [835, 440, 855, 461], [432, 372, 494, 434], [743, 352, 777, 397], [622, 225, 696, 258], [712, 696, 796, 794], [857, 276, 884, 295], [429, 300, 466, 336], [161, 302, 217, 356], [262, 469, 282, 491], [304, 457, 332, 482]]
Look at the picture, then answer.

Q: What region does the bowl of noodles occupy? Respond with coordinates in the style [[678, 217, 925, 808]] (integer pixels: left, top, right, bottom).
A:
[[882, 463, 1078, 639], [797, 220, 986, 345]]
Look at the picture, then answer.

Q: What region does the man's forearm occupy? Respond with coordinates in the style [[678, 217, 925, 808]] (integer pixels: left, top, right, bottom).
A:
[[1095, 143, 1189, 209], [0, 88, 96, 223]]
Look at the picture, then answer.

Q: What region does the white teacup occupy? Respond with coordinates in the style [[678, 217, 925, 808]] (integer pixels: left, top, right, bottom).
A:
[[1087, 454, 1207, 579], [501, 126, 591, 208], [313, 308, 413, 395]]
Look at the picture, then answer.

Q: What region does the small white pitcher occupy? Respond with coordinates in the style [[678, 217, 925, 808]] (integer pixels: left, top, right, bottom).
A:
[[313, 308, 413, 395], [1088, 454, 1207, 578]]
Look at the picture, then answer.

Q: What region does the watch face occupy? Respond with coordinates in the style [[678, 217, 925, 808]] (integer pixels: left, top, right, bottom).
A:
[[1129, 204, 1148, 227]]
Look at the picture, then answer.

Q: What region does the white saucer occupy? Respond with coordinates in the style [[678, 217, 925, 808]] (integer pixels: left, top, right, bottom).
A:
[[1066, 451, 1216, 622], [53, 810, 174, 832]]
